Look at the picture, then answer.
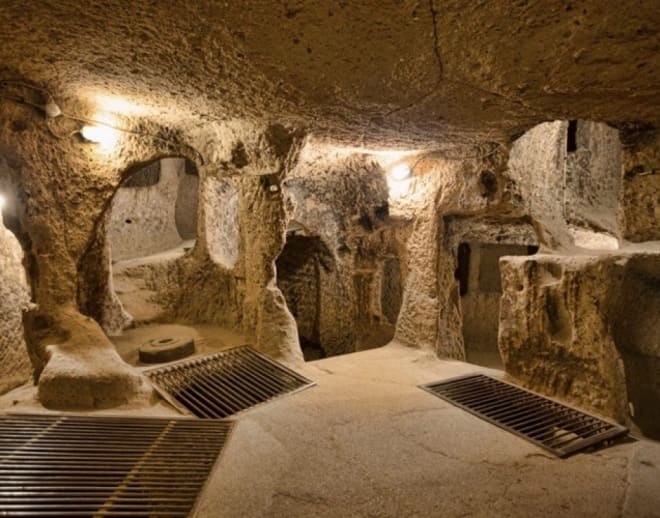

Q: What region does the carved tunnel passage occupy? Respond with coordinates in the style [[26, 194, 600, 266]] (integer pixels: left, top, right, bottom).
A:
[[276, 232, 339, 361]]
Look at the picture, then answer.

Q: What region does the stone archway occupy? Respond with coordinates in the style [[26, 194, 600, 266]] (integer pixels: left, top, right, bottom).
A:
[[106, 157, 199, 325], [276, 232, 335, 360]]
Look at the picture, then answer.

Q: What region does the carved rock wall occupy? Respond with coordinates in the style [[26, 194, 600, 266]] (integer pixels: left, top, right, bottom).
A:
[[0, 220, 32, 395], [499, 251, 659, 428], [621, 129, 660, 243]]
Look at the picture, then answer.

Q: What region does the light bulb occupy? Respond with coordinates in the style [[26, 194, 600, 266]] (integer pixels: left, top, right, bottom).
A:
[[388, 178, 411, 198], [80, 125, 119, 147], [389, 163, 411, 181]]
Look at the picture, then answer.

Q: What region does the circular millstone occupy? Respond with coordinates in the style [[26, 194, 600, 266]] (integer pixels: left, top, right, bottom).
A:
[[138, 337, 195, 364]]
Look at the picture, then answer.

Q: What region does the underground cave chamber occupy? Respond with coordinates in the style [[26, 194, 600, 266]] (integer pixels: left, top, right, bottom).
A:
[[0, 115, 656, 442], [273, 154, 407, 362], [0, 3, 659, 511]]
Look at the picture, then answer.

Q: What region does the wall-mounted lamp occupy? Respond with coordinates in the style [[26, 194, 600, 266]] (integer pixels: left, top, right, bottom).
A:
[[80, 124, 120, 147], [386, 162, 412, 199], [389, 163, 411, 181], [0, 193, 6, 210]]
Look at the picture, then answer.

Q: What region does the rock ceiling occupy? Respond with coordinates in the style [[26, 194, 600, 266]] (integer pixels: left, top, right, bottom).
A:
[[0, 0, 659, 147]]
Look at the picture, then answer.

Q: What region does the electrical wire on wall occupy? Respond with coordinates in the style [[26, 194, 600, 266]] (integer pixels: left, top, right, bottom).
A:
[[0, 79, 205, 164]]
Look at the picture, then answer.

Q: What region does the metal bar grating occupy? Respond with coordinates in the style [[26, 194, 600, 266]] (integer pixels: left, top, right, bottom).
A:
[[145, 346, 315, 419], [421, 373, 628, 457], [0, 413, 233, 517]]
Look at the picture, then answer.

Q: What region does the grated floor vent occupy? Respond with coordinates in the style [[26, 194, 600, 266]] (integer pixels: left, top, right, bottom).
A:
[[0, 413, 232, 517], [145, 346, 315, 419], [421, 373, 628, 457]]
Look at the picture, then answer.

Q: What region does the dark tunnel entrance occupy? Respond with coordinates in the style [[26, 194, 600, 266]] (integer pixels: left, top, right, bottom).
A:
[[276, 233, 336, 361]]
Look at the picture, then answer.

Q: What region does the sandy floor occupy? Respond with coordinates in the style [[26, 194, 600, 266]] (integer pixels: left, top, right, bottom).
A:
[[111, 323, 247, 368], [195, 343, 660, 518], [1, 338, 659, 517]]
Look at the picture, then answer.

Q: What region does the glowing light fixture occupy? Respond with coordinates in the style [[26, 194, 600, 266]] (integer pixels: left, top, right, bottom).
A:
[[0, 194, 5, 210], [389, 163, 411, 181], [387, 177, 411, 198], [386, 161, 413, 199], [80, 124, 120, 147]]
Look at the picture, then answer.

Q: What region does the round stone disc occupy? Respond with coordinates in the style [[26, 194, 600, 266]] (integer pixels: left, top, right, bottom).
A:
[[139, 336, 195, 364]]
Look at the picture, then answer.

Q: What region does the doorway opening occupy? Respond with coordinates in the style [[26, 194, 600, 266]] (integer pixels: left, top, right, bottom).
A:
[[276, 232, 337, 361], [108, 157, 199, 323], [457, 242, 538, 369]]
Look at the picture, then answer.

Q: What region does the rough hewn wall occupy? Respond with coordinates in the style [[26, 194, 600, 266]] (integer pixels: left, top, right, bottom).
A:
[[239, 173, 302, 363], [506, 121, 570, 247], [0, 99, 201, 409], [174, 168, 199, 240], [0, 221, 32, 394], [203, 176, 239, 269], [276, 235, 322, 349], [496, 122, 659, 427], [612, 255, 660, 437], [394, 145, 528, 358], [565, 121, 622, 236], [499, 251, 659, 426], [499, 254, 629, 421], [460, 243, 534, 363], [621, 129, 660, 242]]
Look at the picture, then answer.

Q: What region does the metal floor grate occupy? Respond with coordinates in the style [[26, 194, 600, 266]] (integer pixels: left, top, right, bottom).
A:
[[421, 373, 628, 457], [0, 413, 232, 517], [145, 346, 315, 419]]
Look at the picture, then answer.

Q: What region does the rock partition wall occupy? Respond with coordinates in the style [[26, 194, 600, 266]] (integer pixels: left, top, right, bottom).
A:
[[612, 255, 660, 437], [495, 122, 659, 426], [282, 153, 402, 356], [174, 164, 199, 240], [203, 176, 238, 269], [621, 128, 660, 243], [564, 121, 622, 237], [393, 144, 531, 358], [0, 99, 202, 409], [506, 121, 570, 247], [0, 220, 32, 395], [499, 251, 659, 428], [385, 120, 655, 429], [460, 242, 535, 365], [443, 216, 538, 365]]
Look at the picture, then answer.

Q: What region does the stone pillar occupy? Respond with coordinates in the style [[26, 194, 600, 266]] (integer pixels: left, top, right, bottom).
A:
[[238, 175, 302, 362]]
